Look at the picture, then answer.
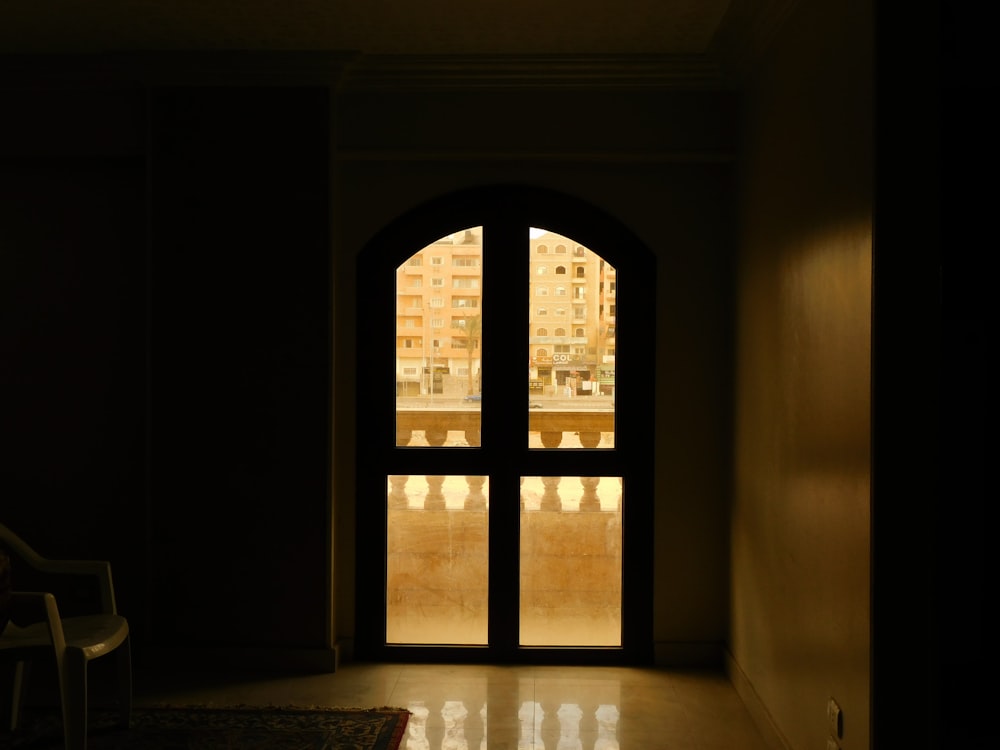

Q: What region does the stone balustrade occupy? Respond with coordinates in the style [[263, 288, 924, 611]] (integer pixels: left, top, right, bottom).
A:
[[396, 407, 615, 448]]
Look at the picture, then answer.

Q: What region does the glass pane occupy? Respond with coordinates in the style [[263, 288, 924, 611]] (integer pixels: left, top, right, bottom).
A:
[[386, 475, 489, 645], [395, 228, 483, 447], [528, 229, 615, 449], [519, 476, 622, 646]]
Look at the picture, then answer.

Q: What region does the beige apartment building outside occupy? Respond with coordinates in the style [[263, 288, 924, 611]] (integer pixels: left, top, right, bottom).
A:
[[395, 227, 617, 399]]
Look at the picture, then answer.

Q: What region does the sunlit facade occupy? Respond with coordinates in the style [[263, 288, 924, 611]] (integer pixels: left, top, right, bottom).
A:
[[395, 228, 484, 398], [395, 229, 616, 399]]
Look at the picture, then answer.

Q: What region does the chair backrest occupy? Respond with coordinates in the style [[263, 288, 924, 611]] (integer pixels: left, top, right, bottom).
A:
[[0, 540, 10, 631], [0, 524, 41, 569]]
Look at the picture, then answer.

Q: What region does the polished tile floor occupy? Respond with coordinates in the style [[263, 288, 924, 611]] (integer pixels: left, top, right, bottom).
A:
[[131, 660, 773, 750]]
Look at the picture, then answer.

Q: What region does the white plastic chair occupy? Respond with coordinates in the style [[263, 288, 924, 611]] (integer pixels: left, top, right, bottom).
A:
[[0, 523, 131, 750]]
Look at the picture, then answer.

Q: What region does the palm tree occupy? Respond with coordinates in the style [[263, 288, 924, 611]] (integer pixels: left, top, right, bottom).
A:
[[453, 314, 482, 395]]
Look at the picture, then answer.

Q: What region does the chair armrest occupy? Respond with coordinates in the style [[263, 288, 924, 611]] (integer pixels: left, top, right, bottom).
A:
[[4, 592, 66, 647], [23, 560, 118, 615], [0, 526, 118, 615]]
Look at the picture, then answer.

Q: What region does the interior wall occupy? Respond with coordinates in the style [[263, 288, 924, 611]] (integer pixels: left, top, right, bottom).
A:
[[1, 69, 739, 671], [729, 1, 873, 749], [147, 86, 333, 652], [0, 86, 149, 628], [0, 80, 337, 665]]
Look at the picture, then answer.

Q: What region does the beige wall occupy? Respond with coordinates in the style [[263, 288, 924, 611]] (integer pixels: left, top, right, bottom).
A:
[[730, 1, 873, 749]]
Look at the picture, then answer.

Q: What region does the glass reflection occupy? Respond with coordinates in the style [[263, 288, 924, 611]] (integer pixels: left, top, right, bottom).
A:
[[403, 699, 620, 750]]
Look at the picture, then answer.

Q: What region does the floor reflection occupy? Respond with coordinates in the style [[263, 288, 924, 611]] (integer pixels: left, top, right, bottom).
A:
[[405, 699, 619, 750]]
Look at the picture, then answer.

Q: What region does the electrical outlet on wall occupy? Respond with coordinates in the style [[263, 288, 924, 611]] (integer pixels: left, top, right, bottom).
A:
[[827, 698, 844, 739]]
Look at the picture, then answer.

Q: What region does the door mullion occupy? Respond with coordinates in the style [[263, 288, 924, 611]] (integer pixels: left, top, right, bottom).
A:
[[482, 217, 529, 658]]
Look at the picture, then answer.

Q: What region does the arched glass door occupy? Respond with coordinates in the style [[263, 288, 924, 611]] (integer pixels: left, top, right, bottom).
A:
[[357, 187, 654, 664]]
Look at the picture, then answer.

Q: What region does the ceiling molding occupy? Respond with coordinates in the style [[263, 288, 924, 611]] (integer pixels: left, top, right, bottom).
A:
[[0, 51, 359, 88], [335, 149, 736, 164], [340, 54, 732, 92]]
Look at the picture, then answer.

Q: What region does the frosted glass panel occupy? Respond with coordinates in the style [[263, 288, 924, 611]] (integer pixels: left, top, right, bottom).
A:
[[395, 228, 483, 447], [519, 476, 622, 646], [386, 475, 489, 645], [527, 229, 615, 449]]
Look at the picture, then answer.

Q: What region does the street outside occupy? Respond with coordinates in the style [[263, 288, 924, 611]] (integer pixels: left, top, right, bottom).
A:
[[396, 393, 614, 411]]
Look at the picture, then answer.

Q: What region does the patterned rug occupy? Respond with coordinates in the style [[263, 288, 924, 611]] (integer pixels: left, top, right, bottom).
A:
[[4, 705, 410, 750]]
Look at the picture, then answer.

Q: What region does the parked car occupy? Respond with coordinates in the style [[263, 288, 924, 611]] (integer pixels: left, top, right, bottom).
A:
[[463, 393, 482, 402]]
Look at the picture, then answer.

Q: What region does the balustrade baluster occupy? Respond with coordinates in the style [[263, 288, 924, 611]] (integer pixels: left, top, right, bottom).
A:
[[464, 476, 487, 510], [425, 475, 446, 509], [388, 475, 410, 509], [540, 476, 563, 511], [579, 477, 601, 512], [539, 431, 563, 448], [425, 427, 448, 446], [396, 428, 413, 446], [578, 431, 601, 448]]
